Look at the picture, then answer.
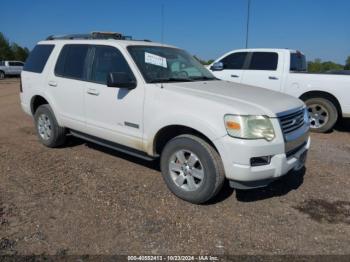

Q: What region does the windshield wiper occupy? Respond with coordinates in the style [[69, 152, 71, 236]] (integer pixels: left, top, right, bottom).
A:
[[149, 77, 193, 83], [190, 76, 217, 81]]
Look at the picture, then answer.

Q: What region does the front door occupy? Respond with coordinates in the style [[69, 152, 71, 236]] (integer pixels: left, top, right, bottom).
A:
[[210, 52, 248, 83], [84, 45, 144, 150]]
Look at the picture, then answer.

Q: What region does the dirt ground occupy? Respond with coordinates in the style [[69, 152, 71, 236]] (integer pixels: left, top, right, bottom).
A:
[[0, 78, 349, 256]]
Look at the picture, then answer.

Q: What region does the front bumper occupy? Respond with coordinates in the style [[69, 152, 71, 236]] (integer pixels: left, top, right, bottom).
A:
[[214, 122, 310, 189]]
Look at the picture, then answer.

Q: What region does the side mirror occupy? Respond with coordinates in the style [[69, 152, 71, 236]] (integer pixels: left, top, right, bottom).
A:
[[107, 72, 137, 89], [210, 62, 224, 71]]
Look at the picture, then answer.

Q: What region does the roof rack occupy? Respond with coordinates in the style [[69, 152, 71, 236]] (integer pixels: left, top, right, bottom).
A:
[[46, 32, 133, 41]]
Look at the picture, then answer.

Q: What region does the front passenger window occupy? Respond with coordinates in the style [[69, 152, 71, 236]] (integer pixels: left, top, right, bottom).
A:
[[90, 46, 135, 85], [220, 52, 248, 70]]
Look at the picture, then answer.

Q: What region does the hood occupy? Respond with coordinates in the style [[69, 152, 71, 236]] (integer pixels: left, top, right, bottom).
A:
[[163, 80, 304, 117]]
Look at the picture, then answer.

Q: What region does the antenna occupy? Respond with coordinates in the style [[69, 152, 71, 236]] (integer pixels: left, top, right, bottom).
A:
[[245, 0, 251, 48], [161, 3, 164, 45]]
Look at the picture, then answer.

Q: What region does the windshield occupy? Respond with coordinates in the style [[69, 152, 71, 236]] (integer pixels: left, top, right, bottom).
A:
[[290, 53, 307, 72], [127, 46, 216, 83]]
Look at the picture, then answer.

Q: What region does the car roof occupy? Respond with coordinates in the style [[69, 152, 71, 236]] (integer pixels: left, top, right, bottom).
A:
[[38, 39, 176, 49], [230, 48, 300, 53]]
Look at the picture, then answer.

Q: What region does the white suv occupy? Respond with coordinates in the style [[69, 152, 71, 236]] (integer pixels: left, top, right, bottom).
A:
[[20, 32, 310, 204]]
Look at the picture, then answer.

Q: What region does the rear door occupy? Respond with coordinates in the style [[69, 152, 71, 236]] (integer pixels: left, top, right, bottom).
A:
[[212, 52, 248, 82], [241, 51, 283, 92], [48, 44, 89, 131], [83, 45, 144, 150]]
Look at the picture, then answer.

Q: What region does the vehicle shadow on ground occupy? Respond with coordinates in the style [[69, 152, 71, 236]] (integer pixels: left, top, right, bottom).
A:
[[235, 168, 306, 202], [334, 118, 350, 133], [63, 136, 305, 204], [67, 137, 236, 203], [205, 181, 235, 204], [81, 139, 161, 171]]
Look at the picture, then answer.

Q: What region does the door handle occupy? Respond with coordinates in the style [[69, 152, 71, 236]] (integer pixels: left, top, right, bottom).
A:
[[231, 74, 239, 78], [87, 88, 100, 96], [48, 81, 57, 87], [269, 76, 279, 80]]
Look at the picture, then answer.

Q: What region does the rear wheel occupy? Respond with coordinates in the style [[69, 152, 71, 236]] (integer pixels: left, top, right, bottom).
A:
[[160, 134, 225, 204], [305, 97, 338, 133], [0, 71, 5, 80], [34, 104, 66, 147]]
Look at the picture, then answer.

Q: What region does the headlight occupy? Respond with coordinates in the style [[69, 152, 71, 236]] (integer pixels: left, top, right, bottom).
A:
[[224, 115, 275, 141]]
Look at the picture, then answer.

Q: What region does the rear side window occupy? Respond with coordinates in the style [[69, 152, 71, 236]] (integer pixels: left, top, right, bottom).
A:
[[9, 62, 24, 66], [290, 53, 307, 72], [89, 46, 135, 84], [0, 61, 4, 66], [55, 45, 89, 80], [23, 45, 54, 73], [248, 52, 278, 70], [220, 52, 247, 70]]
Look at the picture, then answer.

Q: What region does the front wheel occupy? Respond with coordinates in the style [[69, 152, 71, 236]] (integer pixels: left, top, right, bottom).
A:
[[0, 71, 5, 80], [160, 134, 225, 204], [305, 97, 338, 133]]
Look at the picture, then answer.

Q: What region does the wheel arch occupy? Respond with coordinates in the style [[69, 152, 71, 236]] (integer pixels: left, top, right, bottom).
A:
[[152, 125, 220, 157], [299, 90, 342, 117], [30, 95, 49, 115]]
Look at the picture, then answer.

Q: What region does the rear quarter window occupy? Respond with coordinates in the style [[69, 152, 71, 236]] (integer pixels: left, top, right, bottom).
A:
[[23, 45, 55, 73], [290, 53, 307, 72]]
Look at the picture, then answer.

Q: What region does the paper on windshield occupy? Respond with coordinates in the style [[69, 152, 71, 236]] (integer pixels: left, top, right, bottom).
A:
[[145, 52, 167, 68]]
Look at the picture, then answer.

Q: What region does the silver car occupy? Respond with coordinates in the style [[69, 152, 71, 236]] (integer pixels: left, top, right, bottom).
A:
[[0, 60, 24, 79]]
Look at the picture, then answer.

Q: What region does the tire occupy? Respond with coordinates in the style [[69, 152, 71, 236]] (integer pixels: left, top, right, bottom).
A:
[[34, 104, 66, 147], [305, 97, 338, 133], [160, 134, 225, 204], [0, 71, 4, 80]]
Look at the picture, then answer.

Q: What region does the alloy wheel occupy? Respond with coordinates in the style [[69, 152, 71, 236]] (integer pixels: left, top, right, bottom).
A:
[[37, 114, 52, 140], [168, 149, 204, 191], [308, 104, 329, 129]]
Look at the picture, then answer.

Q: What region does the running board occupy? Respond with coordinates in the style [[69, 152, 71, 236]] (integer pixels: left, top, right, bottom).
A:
[[70, 130, 155, 161]]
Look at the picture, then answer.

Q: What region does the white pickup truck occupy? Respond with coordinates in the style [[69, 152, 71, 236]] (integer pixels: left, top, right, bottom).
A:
[[208, 49, 350, 133], [0, 60, 24, 79]]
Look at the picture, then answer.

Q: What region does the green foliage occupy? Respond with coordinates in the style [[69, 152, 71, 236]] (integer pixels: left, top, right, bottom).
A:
[[11, 43, 29, 61], [307, 58, 344, 73], [0, 32, 29, 61], [345, 56, 350, 70], [193, 55, 214, 65], [0, 32, 13, 60]]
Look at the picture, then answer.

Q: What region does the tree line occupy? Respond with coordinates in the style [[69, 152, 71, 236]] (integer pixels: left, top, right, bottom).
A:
[[0, 32, 29, 62], [308, 57, 350, 72]]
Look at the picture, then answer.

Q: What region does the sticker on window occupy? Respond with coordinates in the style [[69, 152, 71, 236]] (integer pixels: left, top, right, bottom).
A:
[[145, 52, 167, 68]]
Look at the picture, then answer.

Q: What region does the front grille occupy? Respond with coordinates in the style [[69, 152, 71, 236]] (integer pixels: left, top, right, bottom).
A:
[[279, 108, 305, 134]]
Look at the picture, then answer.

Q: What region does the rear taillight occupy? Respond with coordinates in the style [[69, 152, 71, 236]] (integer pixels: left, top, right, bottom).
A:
[[20, 77, 23, 93]]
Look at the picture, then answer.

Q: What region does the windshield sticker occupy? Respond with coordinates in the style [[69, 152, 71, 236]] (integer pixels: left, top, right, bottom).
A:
[[145, 52, 167, 68]]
